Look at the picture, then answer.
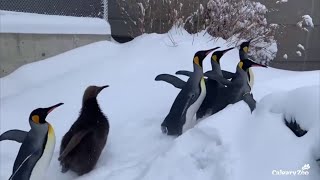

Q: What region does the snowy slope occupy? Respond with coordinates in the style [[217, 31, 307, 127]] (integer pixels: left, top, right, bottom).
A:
[[0, 10, 110, 34], [0, 29, 319, 180]]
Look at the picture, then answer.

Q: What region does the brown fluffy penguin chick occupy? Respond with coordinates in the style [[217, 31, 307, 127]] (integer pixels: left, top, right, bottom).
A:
[[59, 85, 110, 176]]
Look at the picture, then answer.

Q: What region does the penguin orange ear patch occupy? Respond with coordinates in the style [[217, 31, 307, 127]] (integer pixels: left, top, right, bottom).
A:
[[212, 55, 218, 62], [238, 61, 244, 69], [193, 56, 200, 66], [32, 115, 40, 124], [243, 47, 249, 53]]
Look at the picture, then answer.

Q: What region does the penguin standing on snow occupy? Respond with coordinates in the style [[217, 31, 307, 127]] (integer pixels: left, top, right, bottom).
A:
[[205, 40, 267, 112], [175, 47, 235, 119], [155, 47, 220, 136], [59, 85, 109, 176], [0, 103, 64, 180]]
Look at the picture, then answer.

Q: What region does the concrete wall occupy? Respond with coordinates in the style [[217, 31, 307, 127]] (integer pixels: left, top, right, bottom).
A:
[[257, 0, 320, 71], [0, 33, 110, 77]]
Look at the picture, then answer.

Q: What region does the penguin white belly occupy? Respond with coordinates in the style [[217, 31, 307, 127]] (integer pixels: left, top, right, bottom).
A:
[[248, 68, 254, 89], [30, 124, 55, 180], [183, 78, 206, 133]]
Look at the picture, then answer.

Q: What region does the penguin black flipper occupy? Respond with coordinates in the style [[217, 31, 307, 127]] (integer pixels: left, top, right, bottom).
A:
[[221, 70, 235, 79], [0, 130, 27, 143], [204, 71, 232, 86], [155, 74, 186, 89], [242, 93, 256, 112], [58, 128, 94, 161], [175, 70, 193, 77], [9, 148, 42, 180]]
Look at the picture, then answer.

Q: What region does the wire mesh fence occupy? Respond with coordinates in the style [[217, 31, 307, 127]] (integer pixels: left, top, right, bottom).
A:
[[0, 0, 108, 19]]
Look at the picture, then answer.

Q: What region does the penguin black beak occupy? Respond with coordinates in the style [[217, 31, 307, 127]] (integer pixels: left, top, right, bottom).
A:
[[222, 47, 235, 54], [47, 103, 64, 114], [97, 85, 109, 94], [205, 47, 220, 56], [252, 63, 267, 68]]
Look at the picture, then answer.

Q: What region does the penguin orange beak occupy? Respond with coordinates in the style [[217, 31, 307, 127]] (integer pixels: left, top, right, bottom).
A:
[[47, 103, 64, 114], [205, 47, 220, 56]]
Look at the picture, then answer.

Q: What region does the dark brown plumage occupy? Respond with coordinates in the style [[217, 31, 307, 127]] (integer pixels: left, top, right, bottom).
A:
[[59, 85, 110, 176]]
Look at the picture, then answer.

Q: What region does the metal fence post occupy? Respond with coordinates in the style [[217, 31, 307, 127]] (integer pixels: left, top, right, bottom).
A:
[[102, 0, 108, 21]]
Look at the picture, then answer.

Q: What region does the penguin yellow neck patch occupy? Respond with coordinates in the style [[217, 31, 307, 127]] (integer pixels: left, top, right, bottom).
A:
[[193, 56, 201, 67], [32, 115, 40, 124], [212, 55, 218, 62], [243, 47, 249, 53], [238, 61, 244, 69]]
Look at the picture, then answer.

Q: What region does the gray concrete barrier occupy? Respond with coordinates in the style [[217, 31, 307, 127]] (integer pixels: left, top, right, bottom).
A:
[[0, 33, 111, 77]]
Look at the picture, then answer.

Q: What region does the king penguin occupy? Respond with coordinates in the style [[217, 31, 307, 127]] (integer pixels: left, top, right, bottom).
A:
[[193, 47, 235, 119], [59, 85, 110, 176], [155, 48, 235, 119], [0, 103, 64, 180], [155, 47, 219, 136], [205, 40, 267, 112]]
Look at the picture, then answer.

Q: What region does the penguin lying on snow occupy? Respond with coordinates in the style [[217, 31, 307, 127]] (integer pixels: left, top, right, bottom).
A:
[[0, 103, 64, 180], [59, 85, 110, 176], [155, 47, 220, 136]]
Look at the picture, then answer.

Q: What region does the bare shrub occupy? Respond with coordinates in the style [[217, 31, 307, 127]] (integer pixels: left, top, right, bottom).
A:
[[205, 0, 278, 63], [118, 0, 278, 63]]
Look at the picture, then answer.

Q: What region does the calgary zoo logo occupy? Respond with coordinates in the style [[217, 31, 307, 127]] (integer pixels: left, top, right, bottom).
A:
[[272, 164, 310, 176]]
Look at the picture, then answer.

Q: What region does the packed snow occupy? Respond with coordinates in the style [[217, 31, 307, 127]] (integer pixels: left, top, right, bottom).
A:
[[0, 11, 110, 34], [0, 29, 319, 180], [298, 44, 305, 51], [297, 15, 314, 32], [296, 51, 302, 56]]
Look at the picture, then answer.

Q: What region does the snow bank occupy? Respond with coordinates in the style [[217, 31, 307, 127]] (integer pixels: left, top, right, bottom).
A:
[[0, 29, 319, 180], [0, 11, 110, 34]]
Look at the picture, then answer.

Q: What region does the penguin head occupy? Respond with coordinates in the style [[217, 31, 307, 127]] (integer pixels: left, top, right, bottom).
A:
[[29, 103, 64, 124], [211, 47, 234, 64], [239, 39, 252, 53], [83, 85, 109, 103], [193, 47, 220, 67], [238, 58, 267, 71]]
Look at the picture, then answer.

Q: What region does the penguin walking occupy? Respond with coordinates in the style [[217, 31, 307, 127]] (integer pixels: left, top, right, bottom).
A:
[[59, 85, 109, 176], [155, 47, 219, 136], [205, 40, 267, 112], [0, 103, 64, 180], [176, 48, 235, 119]]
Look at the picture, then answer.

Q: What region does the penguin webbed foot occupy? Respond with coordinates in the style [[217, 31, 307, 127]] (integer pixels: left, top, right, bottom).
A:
[[0, 129, 27, 143], [155, 74, 186, 89], [175, 70, 193, 77], [204, 71, 232, 86]]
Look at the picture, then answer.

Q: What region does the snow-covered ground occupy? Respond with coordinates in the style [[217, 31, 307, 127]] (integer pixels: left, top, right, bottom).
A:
[[0, 29, 319, 180], [0, 11, 110, 34]]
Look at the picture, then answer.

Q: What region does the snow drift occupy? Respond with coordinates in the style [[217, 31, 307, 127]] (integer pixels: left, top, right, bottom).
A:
[[0, 29, 319, 180]]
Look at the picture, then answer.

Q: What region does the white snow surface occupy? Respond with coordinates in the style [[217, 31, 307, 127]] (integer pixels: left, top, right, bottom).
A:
[[1, 29, 320, 180], [0, 11, 110, 34], [296, 51, 302, 56], [298, 44, 305, 51]]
